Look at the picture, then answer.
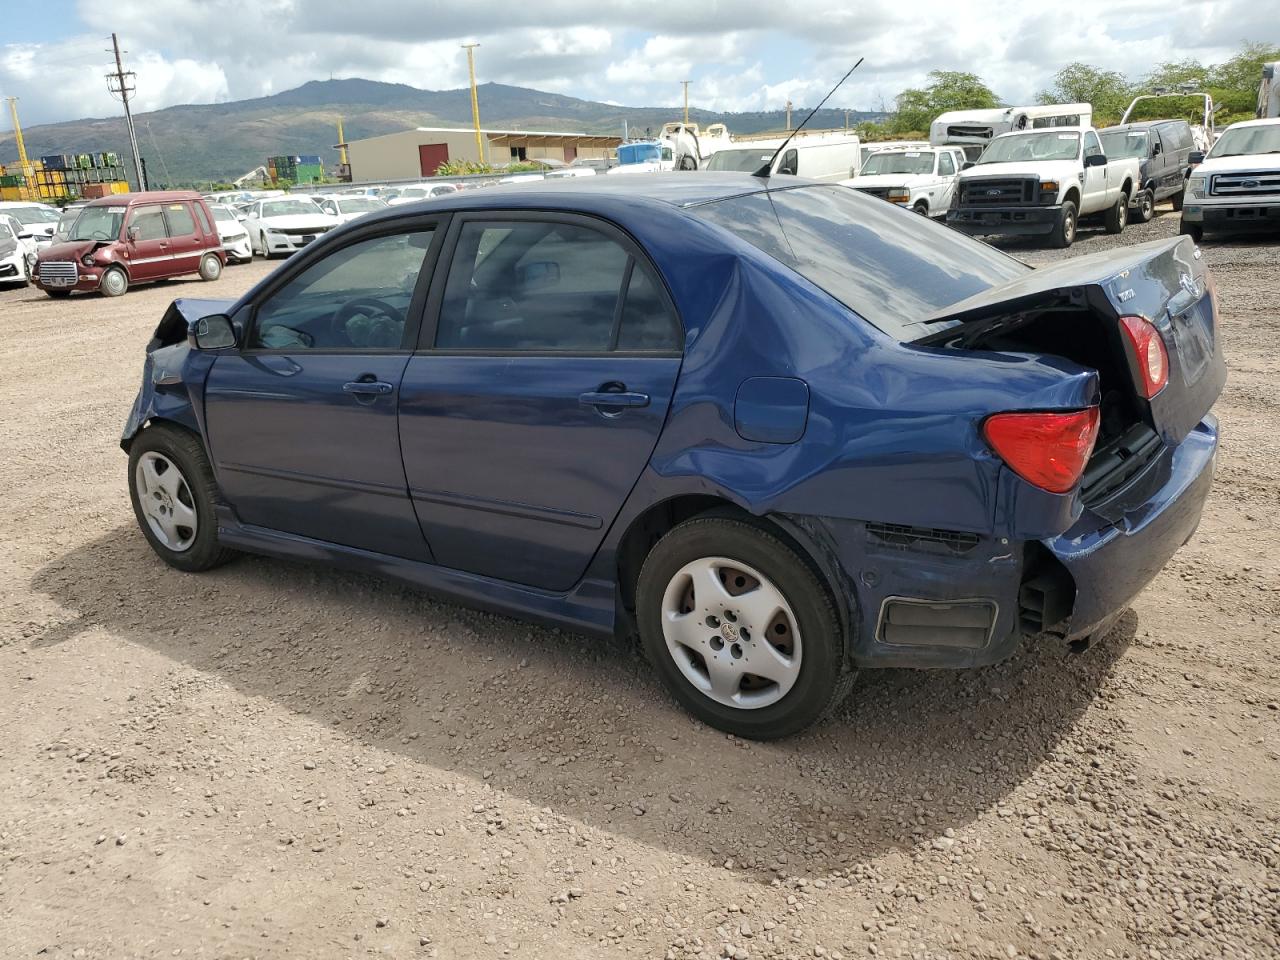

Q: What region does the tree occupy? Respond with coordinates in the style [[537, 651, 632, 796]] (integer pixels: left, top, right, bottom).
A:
[[889, 71, 999, 134], [1210, 41, 1280, 93], [1038, 62, 1134, 122], [1143, 58, 1211, 92]]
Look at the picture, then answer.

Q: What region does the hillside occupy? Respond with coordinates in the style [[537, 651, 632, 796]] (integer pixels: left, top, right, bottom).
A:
[[0, 79, 885, 186]]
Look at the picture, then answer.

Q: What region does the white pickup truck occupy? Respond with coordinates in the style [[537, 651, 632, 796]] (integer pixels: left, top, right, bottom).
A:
[[1179, 118, 1280, 241], [947, 127, 1140, 248], [844, 146, 967, 217]]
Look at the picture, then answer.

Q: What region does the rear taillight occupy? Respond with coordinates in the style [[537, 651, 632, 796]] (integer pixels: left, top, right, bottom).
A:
[[983, 408, 1100, 494], [1119, 314, 1169, 398]]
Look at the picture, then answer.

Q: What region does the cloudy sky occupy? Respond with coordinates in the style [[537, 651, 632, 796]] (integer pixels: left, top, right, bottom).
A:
[[1, 0, 1272, 127]]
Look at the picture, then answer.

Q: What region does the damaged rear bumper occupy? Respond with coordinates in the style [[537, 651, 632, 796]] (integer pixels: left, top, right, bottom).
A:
[[784, 415, 1218, 669]]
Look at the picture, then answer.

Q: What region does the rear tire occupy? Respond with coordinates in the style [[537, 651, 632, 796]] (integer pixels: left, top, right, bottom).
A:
[[127, 423, 235, 573], [635, 516, 853, 739], [99, 266, 128, 297], [1049, 200, 1077, 249], [1179, 220, 1203, 242], [1133, 189, 1155, 224], [1104, 193, 1128, 234], [199, 252, 223, 281]]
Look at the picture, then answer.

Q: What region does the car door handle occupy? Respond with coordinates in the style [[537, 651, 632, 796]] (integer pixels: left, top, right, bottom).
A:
[[579, 390, 650, 409], [343, 380, 394, 396]]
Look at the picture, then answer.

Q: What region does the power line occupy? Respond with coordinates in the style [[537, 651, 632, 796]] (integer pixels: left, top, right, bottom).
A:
[[105, 33, 146, 190]]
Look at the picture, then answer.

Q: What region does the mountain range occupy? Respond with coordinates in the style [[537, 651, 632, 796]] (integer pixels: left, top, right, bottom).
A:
[[0, 79, 885, 186]]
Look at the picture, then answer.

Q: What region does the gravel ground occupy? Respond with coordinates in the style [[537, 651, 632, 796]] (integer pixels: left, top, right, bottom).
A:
[[1, 209, 1277, 960]]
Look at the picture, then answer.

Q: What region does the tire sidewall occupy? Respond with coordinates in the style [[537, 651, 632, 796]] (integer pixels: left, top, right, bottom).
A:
[[200, 252, 222, 281], [100, 267, 128, 297], [1137, 190, 1154, 223], [636, 518, 847, 739], [1054, 201, 1077, 248], [127, 427, 225, 572]]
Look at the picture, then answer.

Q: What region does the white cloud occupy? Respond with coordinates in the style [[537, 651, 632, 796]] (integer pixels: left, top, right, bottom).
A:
[[0, 0, 1273, 127]]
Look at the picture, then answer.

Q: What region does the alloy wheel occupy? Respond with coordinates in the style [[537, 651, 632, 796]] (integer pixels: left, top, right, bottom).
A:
[[660, 556, 803, 709], [134, 452, 198, 551]]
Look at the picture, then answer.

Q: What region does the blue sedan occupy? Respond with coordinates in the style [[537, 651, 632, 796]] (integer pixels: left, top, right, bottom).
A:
[[123, 174, 1224, 738]]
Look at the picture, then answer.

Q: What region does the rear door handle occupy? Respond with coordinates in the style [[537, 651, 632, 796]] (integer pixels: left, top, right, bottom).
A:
[[579, 390, 649, 408], [343, 380, 394, 396]]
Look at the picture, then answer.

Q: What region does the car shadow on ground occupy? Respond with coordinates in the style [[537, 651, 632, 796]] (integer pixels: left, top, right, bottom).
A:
[[33, 526, 1136, 882]]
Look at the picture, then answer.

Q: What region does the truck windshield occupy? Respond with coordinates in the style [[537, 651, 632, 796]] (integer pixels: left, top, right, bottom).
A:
[[706, 148, 777, 172], [979, 132, 1081, 163], [1207, 125, 1280, 158], [692, 184, 1026, 340], [69, 206, 125, 241], [618, 143, 662, 165], [861, 152, 935, 175], [1099, 131, 1149, 159]]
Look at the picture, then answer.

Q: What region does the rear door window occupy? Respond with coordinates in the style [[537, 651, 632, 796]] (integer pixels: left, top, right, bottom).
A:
[[193, 202, 213, 235], [165, 202, 197, 237]]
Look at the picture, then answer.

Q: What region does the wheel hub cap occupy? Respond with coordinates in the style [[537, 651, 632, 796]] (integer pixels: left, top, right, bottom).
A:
[[660, 557, 803, 710], [135, 452, 198, 552]]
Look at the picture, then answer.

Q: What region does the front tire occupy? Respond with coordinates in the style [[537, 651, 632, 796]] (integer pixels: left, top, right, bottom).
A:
[[1179, 220, 1203, 242], [636, 517, 853, 739], [1171, 189, 1185, 212], [912, 201, 929, 216], [1133, 189, 1155, 224], [1104, 193, 1128, 234], [199, 252, 223, 281], [99, 266, 128, 297], [1049, 200, 1077, 249], [127, 424, 235, 573]]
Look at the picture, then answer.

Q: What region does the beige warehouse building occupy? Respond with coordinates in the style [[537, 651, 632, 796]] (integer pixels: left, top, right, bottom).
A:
[[346, 127, 622, 180]]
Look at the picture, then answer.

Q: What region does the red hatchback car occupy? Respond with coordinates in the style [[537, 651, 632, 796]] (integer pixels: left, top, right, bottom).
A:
[[35, 191, 225, 298]]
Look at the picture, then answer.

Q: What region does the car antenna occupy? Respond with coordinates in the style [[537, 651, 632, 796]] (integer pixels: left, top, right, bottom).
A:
[[753, 58, 865, 178]]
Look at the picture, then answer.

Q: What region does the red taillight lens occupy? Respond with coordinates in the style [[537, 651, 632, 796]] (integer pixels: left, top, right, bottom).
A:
[[1119, 314, 1169, 398], [983, 408, 1100, 494]]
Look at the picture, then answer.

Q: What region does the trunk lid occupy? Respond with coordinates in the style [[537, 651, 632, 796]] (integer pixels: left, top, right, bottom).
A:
[[915, 236, 1224, 448]]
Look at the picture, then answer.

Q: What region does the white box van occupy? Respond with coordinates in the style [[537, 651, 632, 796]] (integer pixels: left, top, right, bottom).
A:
[[705, 134, 862, 182], [930, 104, 1092, 161]]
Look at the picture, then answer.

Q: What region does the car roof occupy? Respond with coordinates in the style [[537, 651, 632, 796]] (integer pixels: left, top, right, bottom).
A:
[[1100, 120, 1187, 132], [0, 200, 55, 208], [403, 173, 776, 211], [85, 190, 204, 207]]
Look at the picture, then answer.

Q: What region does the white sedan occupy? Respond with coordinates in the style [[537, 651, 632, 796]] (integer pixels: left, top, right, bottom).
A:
[[315, 195, 389, 224], [0, 214, 38, 287], [209, 204, 254, 263], [0, 201, 62, 247], [385, 183, 459, 206], [244, 197, 341, 258]]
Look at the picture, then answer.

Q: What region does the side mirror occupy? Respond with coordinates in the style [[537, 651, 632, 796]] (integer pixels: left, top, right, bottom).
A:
[[127, 225, 141, 242], [189, 314, 237, 350], [516, 260, 560, 291], [962, 161, 975, 170], [1189, 150, 1205, 165], [1084, 153, 1108, 168]]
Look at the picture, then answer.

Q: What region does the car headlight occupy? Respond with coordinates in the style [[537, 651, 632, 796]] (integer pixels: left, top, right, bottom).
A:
[[1187, 177, 1206, 199], [887, 188, 910, 203], [80, 253, 95, 267]]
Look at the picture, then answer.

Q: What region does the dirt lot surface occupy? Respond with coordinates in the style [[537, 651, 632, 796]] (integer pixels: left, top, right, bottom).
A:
[[1, 211, 1277, 960]]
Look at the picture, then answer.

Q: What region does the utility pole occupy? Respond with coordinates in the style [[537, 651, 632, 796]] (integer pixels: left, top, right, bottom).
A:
[[106, 33, 146, 191], [461, 43, 484, 165], [681, 80, 691, 125], [785, 99, 793, 131]]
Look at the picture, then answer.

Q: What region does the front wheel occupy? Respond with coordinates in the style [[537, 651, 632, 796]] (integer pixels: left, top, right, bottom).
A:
[[636, 517, 853, 739], [1179, 220, 1203, 243], [100, 266, 128, 297], [912, 201, 929, 216], [128, 424, 235, 572], [1171, 190, 1185, 212], [1132, 189, 1155, 224], [1104, 193, 1128, 234], [199, 252, 223, 281], [1049, 200, 1077, 249]]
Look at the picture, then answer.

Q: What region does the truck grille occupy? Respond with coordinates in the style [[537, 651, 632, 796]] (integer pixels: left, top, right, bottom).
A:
[[960, 178, 1036, 206], [1210, 171, 1280, 197], [855, 186, 893, 200], [38, 261, 78, 283]]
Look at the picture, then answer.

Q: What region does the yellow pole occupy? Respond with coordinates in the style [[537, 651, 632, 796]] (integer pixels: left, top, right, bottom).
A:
[[681, 80, 690, 125], [6, 97, 35, 201], [337, 118, 348, 165], [462, 43, 484, 164]]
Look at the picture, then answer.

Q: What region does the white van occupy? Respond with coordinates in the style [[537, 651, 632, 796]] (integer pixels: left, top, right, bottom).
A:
[[705, 134, 862, 182], [930, 104, 1092, 161]]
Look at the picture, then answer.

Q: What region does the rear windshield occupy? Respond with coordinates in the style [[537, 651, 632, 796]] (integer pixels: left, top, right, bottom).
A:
[[691, 185, 1026, 339]]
